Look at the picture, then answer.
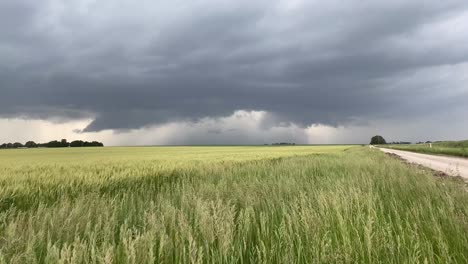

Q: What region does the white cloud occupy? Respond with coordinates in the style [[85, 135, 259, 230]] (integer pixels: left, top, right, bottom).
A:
[[0, 118, 92, 143]]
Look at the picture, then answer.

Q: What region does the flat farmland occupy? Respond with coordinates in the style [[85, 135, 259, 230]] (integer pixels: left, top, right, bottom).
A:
[[0, 146, 467, 263], [384, 140, 468, 158]]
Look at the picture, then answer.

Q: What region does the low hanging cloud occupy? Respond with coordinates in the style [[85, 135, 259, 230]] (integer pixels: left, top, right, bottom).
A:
[[1, 0, 468, 142], [0, 111, 308, 146]]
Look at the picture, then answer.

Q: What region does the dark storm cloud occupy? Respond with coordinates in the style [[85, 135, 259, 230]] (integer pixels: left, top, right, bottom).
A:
[[1, 0, 468, 131]]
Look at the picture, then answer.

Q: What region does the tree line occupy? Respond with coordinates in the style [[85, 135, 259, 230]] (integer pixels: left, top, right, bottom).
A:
[[0, 139, 104, 149], [370, 135, 434, 145]]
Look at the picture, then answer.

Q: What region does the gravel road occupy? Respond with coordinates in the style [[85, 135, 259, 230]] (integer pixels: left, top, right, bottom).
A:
[[378, 147, 468, 180]]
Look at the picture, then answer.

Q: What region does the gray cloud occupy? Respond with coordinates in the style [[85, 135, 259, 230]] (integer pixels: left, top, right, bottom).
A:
[[1, 0, 468, 136]]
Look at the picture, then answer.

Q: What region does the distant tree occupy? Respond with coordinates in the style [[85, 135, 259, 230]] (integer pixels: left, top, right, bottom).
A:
[[12, 142, 24, 148], [25, 141, 37, 148], [70, 140, 84, 147], [61, 139, 69, 147], [370, 135, 387, 145], [46, 140, 62, 148], [70, 140, 104, 147], [2, 139, 103, 148], [91, 141, 104, 147]]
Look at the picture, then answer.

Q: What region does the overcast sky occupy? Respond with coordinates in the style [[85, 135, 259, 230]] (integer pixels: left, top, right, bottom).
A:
[[1, 0, 467, 145]]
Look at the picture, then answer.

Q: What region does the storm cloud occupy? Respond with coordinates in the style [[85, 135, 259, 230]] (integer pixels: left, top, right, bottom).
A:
[[1, 0, 468, 140]]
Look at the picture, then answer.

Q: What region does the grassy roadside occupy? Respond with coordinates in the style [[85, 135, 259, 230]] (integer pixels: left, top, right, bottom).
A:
[[0, 146, 467, 263], [383, 141, 468, 158]]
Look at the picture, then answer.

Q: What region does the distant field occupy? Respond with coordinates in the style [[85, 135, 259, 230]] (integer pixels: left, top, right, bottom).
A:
[[0, 146, 467, 263], [384, 140, 468, 158]]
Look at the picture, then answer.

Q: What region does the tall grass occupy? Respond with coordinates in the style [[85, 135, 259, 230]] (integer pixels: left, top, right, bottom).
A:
[[0, 146, 467, 263]]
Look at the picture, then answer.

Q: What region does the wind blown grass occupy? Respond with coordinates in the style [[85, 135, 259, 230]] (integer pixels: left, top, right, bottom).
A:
[[0, 146, 467, 263]]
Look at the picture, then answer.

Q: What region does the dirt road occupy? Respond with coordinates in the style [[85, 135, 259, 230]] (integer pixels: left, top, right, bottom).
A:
[[378, 147, 468, 180]]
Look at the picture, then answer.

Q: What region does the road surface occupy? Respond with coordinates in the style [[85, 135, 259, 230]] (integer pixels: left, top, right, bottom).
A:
[[378, 147, 468, 180]]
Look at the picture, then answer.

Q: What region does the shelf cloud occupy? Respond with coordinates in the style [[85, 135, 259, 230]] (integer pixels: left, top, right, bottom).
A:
[[1, 0, 468, 143]]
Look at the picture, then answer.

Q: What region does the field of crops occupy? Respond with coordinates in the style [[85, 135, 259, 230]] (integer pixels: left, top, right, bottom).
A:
[[384, 140, 468, 158], [1, 146, 467, 263]]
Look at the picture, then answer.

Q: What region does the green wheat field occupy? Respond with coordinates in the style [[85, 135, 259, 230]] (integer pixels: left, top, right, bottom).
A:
[[0, 146, 467, 263]]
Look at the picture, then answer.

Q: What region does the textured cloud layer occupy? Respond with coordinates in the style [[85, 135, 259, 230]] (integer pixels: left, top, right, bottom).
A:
[[1, 0, 468, 139]]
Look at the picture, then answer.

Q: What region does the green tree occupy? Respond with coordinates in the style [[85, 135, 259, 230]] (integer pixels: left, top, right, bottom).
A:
[[25, 141, 37, 148], [61, 139, 69, 147], [370, 135, 387, 145], [12, 142, 24, 148]]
